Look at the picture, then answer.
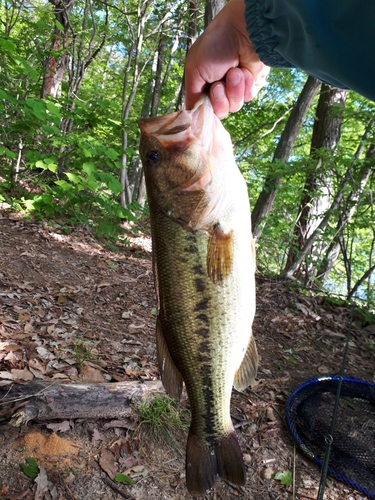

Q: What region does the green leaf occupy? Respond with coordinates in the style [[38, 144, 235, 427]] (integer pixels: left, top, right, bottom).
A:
[[55, 179, 73, 192], [274, 470, 293, 486], [45, 101, 61, 117], [35, 160, 47, 169], [5, 149, 17, 160], [47, 163, 58, 173], [105, 148, 119, 159], [0, 89, 10, 100], [41, 124, 61, 135], [55, 20, 65, 32], [1, 38, 16, 53], [65, 172, 83, 184], [107, 178, 122, 195], [114, 474, 134, 486], [20, 457, 39, 479], [82, 162, 96, 175], [0, 146, 16, 160]]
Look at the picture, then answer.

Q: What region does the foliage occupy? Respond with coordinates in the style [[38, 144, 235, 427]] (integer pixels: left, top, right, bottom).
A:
[[274, 470, 293, 487], [132, 395, 190, 445], [19, 457, 39, 479], [0, 0, 374, 308], [114, 473, 134, 485]]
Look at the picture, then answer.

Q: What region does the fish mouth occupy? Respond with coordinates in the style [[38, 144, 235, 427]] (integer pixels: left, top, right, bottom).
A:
[[139, 95, 216, 154]]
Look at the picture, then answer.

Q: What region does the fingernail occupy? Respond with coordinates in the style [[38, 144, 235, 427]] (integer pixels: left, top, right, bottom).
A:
[[230, 71, 242, 86], [212, 84, 225, 99]]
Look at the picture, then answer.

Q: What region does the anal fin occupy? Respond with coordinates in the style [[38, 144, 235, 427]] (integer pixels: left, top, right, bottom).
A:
[[233, 333, 259, 391], [207, 224, 233, 284], [156, 317, 183, 400]]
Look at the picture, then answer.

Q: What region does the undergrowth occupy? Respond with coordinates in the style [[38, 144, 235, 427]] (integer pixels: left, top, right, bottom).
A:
[[132, 395, 190, 450]]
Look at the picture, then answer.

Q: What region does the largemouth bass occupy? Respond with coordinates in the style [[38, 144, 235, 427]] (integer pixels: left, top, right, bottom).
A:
[[138, 95, 258, 496]]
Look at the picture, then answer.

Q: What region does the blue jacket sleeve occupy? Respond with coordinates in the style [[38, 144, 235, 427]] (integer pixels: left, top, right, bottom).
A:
[[245, 0, 375, 102]]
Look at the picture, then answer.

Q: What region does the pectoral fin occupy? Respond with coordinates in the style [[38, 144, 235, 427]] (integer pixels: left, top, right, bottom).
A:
[[207, 224, 233, 284], [233, 334, 259, 391], [156, 317, 183, 400]]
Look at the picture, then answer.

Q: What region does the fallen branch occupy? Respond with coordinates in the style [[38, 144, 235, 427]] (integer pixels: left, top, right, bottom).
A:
[[0, 379, 164, 426]]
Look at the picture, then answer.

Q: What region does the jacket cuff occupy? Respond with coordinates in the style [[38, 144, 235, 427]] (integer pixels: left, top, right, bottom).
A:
[[245, 0, 295, 68]]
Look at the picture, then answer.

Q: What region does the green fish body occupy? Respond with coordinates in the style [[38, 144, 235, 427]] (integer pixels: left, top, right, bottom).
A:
[[139, 96, 258, 496]]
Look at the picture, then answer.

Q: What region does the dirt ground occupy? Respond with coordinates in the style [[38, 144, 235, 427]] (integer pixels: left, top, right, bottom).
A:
[[0, 210, 374, 500]]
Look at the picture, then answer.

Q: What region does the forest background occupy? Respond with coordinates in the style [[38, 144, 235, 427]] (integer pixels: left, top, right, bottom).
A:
[[1, 0, 375, 310]]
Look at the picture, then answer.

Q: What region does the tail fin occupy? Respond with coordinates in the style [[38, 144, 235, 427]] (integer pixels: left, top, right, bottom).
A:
[[186, 430, 245, 496]]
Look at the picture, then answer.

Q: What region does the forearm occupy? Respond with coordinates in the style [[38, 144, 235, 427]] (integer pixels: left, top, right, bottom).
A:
[[245, 0, 375, 101]]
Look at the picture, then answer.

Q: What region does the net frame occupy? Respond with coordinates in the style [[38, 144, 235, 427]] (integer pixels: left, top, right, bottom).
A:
[[285, 376, 375, 499]]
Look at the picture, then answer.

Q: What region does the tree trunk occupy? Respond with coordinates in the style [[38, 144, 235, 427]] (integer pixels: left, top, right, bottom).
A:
[[251, 76, 321, 242], [205, 0, 226, 25], [282, 163, 359, 279], [150, 37, 167, 117], [317, 133, 375, 282], [1, 380, 164, 426], [176, 0, 199, 110], [283, 84, 348, 278], [41, 0, 75, 99]]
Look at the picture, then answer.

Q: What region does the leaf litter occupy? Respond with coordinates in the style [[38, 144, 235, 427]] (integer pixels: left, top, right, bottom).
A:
[[0, 213, 374, 499]]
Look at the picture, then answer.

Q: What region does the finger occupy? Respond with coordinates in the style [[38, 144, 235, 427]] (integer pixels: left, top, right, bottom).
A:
[[185, 67, 207, 110], [247, 65, 270, 99], [225, 68, 245, 113], [242, 68, 255, 102], [210, 82, 230, 120]]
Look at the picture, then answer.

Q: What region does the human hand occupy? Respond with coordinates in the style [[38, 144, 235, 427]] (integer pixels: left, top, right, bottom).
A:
[[184, 0, 269, 119]]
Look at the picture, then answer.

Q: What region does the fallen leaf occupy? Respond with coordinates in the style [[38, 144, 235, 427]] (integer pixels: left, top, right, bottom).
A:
[[56, 294, 67, 305], [103, 419, 137, 431], [11, 369, 33, 381], [46, 421, 71, 433], [4, 350, 22, 365], [0, 371, 13, 380], [119, 456, 139, 469], [92, 429, 105, 442], [3, 343, 22, 352], [79, 365, 105, 383], [99, 449, 117, 479], [34, 465, 48, 500], [28, 358, 45, 374], [18, 312, 31, 322], [24, 322, 33, 334], [128, 323, 145, 334], [36, 347, 56, 360], [266, 407, 277, 422], [0, 380, 13, 387], [318, 365, 330, 373], [47, 324, 55, 334]]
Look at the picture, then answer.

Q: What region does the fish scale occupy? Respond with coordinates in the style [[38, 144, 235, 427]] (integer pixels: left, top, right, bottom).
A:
[[154, 213, 232, 431], [139, 95, 258, 496]]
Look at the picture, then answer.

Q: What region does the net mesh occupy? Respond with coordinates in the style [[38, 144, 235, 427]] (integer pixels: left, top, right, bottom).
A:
[[285, 377, 375, 499]]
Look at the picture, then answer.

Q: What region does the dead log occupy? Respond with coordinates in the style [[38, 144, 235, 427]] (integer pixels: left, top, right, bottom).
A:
[[0, 379, 164, 426]]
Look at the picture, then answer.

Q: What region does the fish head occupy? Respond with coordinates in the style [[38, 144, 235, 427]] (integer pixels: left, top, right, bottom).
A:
[[139, 96, 238, 230]]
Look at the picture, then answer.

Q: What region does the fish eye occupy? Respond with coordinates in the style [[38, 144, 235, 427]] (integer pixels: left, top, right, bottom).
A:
[[147, 151, 160, 165]]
